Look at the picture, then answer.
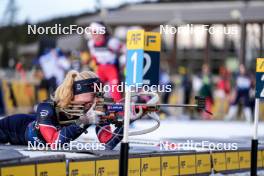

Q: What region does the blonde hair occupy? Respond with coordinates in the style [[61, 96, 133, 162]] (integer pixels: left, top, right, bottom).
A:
[[53, 70, 98, 108]]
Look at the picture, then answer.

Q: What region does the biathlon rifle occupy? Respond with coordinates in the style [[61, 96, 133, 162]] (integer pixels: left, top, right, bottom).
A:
[[59, 92, 212, 136], [94, 94, 212, 127]]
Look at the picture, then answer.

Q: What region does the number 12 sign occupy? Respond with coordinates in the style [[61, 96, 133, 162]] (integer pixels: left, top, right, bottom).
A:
[[256, 58, 264, 99], [126, 30, 145, 86]]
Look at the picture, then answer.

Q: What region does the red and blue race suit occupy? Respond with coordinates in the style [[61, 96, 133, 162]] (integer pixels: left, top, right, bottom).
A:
[[0, 102, 123, 150]]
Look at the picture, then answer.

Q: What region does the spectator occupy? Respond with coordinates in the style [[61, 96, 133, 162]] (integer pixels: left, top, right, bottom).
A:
[[180, 67, 193, 116], [215, 66, 231, 115], [39, 48, 71, 94], [199, 64, 213, 120], [225, 64, 252, 122], [180, 67, 192, 105], [87, 22, 123, 102], [160, 69, 174, 104], [216, 67, 231, 96]]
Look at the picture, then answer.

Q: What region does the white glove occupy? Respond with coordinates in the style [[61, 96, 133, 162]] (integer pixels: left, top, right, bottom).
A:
[[78, 103, 105, 126]]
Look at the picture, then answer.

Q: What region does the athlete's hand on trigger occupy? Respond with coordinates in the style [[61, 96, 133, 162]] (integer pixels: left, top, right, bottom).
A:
[[84, 103, 106, 124]]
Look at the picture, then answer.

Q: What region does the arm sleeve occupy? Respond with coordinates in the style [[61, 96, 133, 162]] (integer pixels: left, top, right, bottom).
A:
[[95, 123, 123, 150], [36, 103, 88, 144]]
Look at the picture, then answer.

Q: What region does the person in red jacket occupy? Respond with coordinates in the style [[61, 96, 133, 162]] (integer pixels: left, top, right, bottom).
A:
[[87, 22, 122, 102]]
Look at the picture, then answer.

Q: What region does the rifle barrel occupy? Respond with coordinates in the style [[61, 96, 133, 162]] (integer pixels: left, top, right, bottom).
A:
[[135, 103, 198, 108], [101, 102, 198, 108]]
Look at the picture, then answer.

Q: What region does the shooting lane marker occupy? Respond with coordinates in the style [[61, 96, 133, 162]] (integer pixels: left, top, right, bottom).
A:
[[251, 58, 264, 176], [143, 32, 161, 85], [121, 29, 145, 176]]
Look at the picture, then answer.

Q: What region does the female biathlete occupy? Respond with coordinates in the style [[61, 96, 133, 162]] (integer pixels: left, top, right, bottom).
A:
[[0, 70, 123, 150]]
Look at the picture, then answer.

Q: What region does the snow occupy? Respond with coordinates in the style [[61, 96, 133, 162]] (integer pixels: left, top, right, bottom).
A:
[[79, 119, 264, 142]]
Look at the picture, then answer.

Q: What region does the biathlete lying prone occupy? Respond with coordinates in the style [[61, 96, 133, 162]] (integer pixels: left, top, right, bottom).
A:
[[0, 70, 123, 150]]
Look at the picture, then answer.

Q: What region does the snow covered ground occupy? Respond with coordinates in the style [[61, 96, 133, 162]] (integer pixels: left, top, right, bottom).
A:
[[79, 119, 264, 142]]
